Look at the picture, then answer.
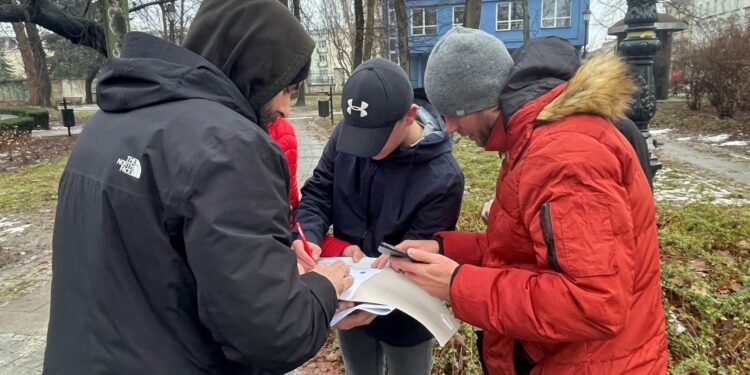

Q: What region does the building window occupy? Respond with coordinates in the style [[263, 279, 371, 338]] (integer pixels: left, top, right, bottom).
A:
[[496, 2, 523, 30], [453, 5, 465, 27], [411, 8, 437, 35], [319, 55, 328, 67], [318, 40, 327, 51], [541, 0, 571, 28]]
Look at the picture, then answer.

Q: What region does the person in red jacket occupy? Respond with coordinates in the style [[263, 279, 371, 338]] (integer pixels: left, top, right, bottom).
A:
[[268, 117, 360, 259], [390, 29, 667, 374]]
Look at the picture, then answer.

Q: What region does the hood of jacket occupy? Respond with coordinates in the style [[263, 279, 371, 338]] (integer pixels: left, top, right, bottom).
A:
[[487, 37, 635, 153], [97, 32, 258, 124], [183, 0, 314, 116], [382, 94, 453, 164]]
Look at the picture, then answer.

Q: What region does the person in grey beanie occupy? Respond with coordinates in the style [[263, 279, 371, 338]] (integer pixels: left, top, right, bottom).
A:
[[389, 30, 667, 375]]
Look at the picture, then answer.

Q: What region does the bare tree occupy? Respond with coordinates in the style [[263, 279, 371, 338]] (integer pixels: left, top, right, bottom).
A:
[[0, 0, 179, 57], [363, 0, 375, 61], [11, 20, 50, 106], [464, 0, 481, 28], [292, 0, 306, 106], [306, 0, 354, 76], [393, 0, 409, 73], [353, 0, 364, 69]]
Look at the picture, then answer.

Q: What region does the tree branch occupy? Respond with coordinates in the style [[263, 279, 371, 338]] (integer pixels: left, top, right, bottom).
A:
[[0, 0, 108, 56], [130, 0, 174, 13]]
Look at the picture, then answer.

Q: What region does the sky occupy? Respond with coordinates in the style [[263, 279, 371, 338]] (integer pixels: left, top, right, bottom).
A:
[[588, 0, 629, 51]]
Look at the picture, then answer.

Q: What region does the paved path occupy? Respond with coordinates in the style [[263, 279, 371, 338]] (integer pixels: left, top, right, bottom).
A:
[[0, 108, 328, 375]]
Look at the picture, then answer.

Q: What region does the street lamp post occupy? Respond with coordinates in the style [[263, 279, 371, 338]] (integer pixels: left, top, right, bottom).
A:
[[582, 5, 592, 58], [164, 2, 177, 44], [619, 0, 662, 175]]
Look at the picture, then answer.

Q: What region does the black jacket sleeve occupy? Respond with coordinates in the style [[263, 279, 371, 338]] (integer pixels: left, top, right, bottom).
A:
[[177, 130, 337, 373], [294, 125, 341, 245], [613, 117, 653, 190], [405, 156, 465, 239]]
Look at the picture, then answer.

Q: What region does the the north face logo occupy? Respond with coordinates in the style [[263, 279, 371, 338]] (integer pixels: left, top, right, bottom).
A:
[[116, 156, 142, 179], [347, 99, 369, 118]]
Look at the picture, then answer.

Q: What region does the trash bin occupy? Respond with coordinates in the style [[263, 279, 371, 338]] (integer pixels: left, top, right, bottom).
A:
[[318, 99, 330, 118], [62, 109, 75, 128]]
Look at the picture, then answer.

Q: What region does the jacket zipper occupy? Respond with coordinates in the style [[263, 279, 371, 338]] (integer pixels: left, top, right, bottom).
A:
[[539, 202, 562, 272]]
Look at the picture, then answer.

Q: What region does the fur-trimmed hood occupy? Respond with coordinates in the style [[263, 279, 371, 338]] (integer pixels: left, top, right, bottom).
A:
[[500, 37, 635, 124], [537, 53, 635, 122]]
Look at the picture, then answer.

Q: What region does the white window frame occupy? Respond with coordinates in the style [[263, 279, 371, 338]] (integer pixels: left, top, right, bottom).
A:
[[541, 0, 572, 28], [453, 5, 465, 27], [411, 8, 438, 36], [318, 55, 328, 67], [496, 2, 524, 31]]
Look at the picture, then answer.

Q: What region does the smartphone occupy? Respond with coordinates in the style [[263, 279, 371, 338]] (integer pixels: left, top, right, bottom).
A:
[[377, 242, 419, 262]]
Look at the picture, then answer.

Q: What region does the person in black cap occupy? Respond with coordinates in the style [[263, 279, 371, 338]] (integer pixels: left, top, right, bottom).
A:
[[293, 58, 465, 374], [43, 0, 356, 374]]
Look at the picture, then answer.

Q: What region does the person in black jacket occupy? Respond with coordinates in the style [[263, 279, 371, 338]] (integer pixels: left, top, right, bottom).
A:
[[293, 58, 465, 375], [43, 1, 355, 374]]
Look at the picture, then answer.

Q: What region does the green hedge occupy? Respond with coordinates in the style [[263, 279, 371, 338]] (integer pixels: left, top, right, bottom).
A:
[[0, 116, 35, 133], [0, 106, 49, 130]]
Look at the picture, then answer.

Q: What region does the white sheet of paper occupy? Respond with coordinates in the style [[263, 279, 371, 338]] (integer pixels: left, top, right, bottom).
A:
[[318, 257, 381, 300], [330, 303, 395, 326]]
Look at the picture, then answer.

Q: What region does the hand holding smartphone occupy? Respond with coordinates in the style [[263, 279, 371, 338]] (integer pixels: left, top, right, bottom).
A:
[[377, 242, 420, 262]]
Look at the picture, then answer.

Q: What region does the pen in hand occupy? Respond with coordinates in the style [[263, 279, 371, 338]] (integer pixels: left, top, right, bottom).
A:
[[295, 222, 314, 259]]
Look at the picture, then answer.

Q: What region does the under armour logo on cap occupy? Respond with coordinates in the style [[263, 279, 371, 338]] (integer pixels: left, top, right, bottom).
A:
[[347, 99, 369, 118]]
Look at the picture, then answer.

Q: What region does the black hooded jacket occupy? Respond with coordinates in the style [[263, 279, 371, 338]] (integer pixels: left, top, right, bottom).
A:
[[295, 94, 464, 346], [43, 29, 334, 375]]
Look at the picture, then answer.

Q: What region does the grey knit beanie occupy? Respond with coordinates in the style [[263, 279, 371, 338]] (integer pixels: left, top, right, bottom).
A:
[[424, 26, 513, 116]]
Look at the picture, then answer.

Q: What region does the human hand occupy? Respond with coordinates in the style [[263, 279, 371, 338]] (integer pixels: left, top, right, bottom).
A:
[[371, 254, 390, 269], [390, 249, 458, 301], [292, 239, 322, 272], [341, 245, 365, 263], [297, 261, 306, 275], [481, 198, 494, 224], [395, 239, 440, 254], [332, 301, 377, 330], [312, 261, 353, 297]]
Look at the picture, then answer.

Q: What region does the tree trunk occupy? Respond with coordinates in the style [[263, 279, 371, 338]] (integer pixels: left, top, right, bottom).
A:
[[522, 0, 529, 41], [363, 0, 375, 61], [464, 0, 482, 29], [11, 22, 46, 107], [99, 0, 129, 57], [84, 55, 104, 104], [353, 0, 364, 69], [394, 0, 409, 74], [292, 0, 306, 107], [24, 22, 51, 107]]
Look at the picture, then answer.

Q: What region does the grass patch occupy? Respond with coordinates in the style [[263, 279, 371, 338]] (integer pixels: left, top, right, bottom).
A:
[[652, 101, 750, 134], [439, 137, 750, 374], [0, 157, 66, 213]]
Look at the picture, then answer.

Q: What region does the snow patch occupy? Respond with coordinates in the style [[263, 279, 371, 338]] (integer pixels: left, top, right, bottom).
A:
[[676, 137, 692, 141], [3, 224, 30, 235], [650, 128, 673, 135], [700, 134, 730, 143], [719, 141, 748, 147], [0, 217, 30, 235]]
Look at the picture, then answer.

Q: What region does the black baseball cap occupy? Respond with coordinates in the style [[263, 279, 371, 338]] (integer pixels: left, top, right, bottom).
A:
[[337, 58, 414, 158]]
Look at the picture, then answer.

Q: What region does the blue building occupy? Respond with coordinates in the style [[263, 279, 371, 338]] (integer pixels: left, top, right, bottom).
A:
[[384, 0, 590, 87]]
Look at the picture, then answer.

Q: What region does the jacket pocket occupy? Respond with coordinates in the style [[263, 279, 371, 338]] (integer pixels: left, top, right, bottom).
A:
[[537, 199, 619, 278], [539, 202, 562, 273], [513, 340, 536, 375]]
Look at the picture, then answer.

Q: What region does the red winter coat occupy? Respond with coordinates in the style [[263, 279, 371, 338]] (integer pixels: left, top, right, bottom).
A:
[[439, 53, 667, 374], [268, 117, 350, 256], [268, 117, 300, 210]]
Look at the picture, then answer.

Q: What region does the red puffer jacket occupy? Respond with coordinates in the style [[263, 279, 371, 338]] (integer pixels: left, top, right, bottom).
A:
[[268, 117, 350, 256], [439, 53, 667, 374], [268, 117, 300, 209]]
